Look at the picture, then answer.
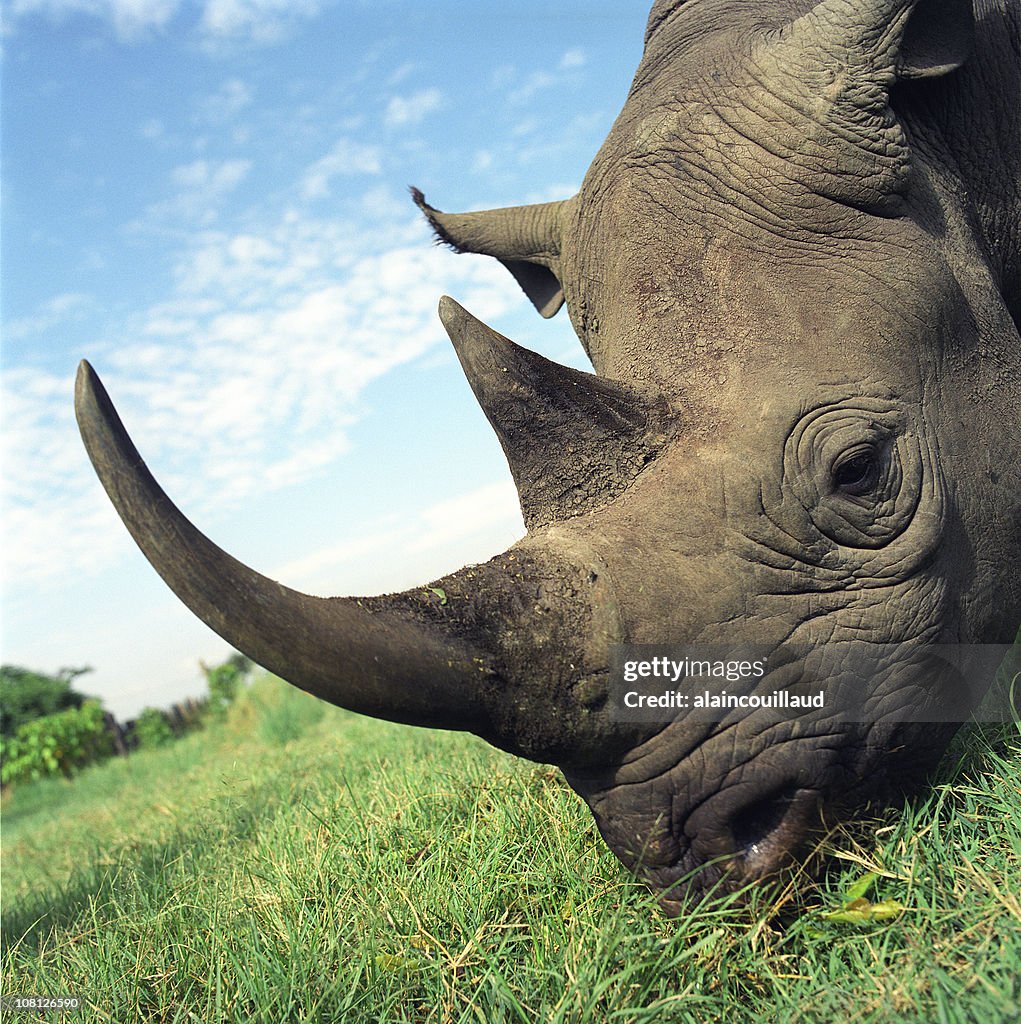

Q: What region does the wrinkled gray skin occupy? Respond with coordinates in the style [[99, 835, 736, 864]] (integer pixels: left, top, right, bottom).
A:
[[77, 0, 1020, 913]]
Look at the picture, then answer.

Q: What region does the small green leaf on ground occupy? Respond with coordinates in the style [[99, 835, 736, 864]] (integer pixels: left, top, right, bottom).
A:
[[817, 871, 906, 924], [821, 893, 906, 925], [843, 871, 879, 903]]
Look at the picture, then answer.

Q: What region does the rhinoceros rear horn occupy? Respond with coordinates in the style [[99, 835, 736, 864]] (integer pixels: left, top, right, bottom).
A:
[[438, 297, 669, 530], [412, 188, 566, 319]]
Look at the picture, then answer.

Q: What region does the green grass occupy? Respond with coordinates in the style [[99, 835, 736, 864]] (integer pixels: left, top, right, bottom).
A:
[[2, 675, 1020, 1023]]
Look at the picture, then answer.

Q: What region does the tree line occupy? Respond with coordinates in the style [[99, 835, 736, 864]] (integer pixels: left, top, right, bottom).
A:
[[0, 655, 252, 787]]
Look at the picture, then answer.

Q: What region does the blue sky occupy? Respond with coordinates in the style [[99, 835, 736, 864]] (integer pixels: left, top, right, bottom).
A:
[[2, 1, 650, 718]]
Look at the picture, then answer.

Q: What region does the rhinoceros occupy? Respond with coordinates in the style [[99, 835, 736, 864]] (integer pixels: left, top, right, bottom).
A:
[[76, 0, 1019, 911]]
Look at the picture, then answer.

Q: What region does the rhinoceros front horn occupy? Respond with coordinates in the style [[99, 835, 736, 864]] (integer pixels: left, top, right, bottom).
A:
[[74, 359, 497, 732], [74, 358, 634, 764]]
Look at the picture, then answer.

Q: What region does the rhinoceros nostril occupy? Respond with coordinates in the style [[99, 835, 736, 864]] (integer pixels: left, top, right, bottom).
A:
[[730, 786, 820, 878], [731, 785, 798, 856]]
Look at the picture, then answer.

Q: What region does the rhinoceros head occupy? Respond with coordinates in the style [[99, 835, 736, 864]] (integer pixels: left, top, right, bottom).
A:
[[77, 0, 1020, 910]]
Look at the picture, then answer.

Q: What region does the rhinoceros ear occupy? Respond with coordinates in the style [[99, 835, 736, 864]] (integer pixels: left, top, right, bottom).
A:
[[438, 297, 667, 529], [782, 0, 974, 83], [895, 0, 974, 79], [758, 0, 974, 213], [412, 188, 566, 319]]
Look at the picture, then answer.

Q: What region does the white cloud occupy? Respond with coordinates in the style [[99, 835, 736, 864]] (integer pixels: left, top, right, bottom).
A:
[[358, 184, 411, 220], [6, 0, 322, 44], [387, 62, 417, 87], [139, 118, 165, 141], [524, 183, 579, 204], [199, 0, 322, 44], [195, 78, 252, 125], [409, 482, 522, 558], [559, 48, 586, 70], [472, 150, 494, 174], [0, 364, 128, 586], [4, 292, 93, 342], [300, 138, 382, 200], [509, 71, 556, 105], [384, 88, 443, 128], [110, 0, 177, 36], [142, 158, 252, 226], [500, 52, 588, 106], [171, 158, 249, 191], [7, 0, 178, 38], [274, 481, 524, 597]]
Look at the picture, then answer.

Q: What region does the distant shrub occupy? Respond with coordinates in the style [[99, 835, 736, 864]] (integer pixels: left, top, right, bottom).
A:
[[0, 665, 92, 739], [0, 700, 113, 785], [202, 653, 252, 716], [133, 707, 175, 749]]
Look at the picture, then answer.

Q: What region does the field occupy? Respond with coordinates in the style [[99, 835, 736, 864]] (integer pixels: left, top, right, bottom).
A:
[[2, 675, 1020, 1023]]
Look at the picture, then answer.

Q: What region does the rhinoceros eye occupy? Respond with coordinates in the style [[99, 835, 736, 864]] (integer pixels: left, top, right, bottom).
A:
[[832, 447, 879, 495], [784, 401, 925, 549]]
